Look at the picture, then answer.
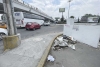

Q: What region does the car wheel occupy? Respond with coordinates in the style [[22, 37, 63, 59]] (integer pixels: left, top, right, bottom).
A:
[[0, 33, 6, 41], [26, 28, 28, 30]]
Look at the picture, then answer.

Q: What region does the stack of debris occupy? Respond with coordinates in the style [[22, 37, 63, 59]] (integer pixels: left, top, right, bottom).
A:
[[53, 35, 77, 50], [47, 35, 77, 62]]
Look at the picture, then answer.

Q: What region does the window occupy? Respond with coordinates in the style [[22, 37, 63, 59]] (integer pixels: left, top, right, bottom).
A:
[[15, 13, 20, 16], [16, 19, 20, 21]]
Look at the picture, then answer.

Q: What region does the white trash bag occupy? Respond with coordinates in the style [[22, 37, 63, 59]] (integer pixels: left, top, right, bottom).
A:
[[47, 55, 55, 62]]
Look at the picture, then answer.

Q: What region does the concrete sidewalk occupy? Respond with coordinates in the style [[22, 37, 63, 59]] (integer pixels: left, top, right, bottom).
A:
[[0, 43, 3, 54], [0, 32, 61, 67], [45, 42, 100, 67]]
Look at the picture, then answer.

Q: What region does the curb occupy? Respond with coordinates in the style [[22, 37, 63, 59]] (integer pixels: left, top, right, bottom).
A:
[[37, 33, 62, 67], [56, 24, 65, 25]]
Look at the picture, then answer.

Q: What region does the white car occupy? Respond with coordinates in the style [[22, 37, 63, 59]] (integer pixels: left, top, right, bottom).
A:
[[43, 22, 50, 26], [0, 28, 8, 40]]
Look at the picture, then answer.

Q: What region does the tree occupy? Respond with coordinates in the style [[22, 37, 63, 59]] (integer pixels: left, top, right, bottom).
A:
[[98, 17, 100, 23], [84, 14, 100, 17], [55, 17, 60, 21], [85, 14, 92, 17], [60, 15, 64, 22], [78, 17, 80, 23], [64, 19, 66, 22], [70, 16, 74, 18]]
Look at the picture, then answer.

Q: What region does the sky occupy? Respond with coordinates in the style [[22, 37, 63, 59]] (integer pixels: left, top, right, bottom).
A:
[[1, 0, 100, 20], [22, 0, 100, 19]]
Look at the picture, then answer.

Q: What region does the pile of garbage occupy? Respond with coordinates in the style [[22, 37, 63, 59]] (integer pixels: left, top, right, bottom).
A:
[[47, 35, 77, 62], [53, 35, 77, 50]]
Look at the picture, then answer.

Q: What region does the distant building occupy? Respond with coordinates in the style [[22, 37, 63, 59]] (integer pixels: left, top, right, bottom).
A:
[[80, 16, 88, 22], [81, 16, 99, 22], [88, 17, 99, 22]]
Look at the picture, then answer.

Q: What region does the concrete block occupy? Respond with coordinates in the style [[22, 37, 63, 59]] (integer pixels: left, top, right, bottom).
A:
[[3, 34, 20, 50]]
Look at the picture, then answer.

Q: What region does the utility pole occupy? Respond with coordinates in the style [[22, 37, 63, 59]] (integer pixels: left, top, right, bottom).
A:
[[68, 0, 72, 18], [3, 0, 17, 35], [3, 0, 20, 50]]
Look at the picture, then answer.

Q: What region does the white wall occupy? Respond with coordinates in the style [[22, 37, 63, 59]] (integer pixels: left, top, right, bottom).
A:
[[67, 18, 74, 25], [73, 25, 100, 48], [63, 18, 100, 48]]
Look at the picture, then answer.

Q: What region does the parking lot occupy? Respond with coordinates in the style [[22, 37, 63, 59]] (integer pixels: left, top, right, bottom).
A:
[[0, 24, 63, 54]]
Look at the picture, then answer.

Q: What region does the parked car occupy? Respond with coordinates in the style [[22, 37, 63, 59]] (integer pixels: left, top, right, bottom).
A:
[[0, 23, 7, 29], [25, 22, 41, 30], [0, 28, 8, 40], [43, 22, 50, 26]]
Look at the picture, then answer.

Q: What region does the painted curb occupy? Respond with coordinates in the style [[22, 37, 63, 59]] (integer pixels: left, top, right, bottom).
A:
[[37, 33, 62, 67]]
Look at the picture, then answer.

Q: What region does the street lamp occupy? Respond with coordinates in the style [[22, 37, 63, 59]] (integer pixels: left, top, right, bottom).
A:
[[68, 0, 72, 18]]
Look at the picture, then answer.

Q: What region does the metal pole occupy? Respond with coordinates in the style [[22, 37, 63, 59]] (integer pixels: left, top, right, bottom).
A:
[[68, 2, 70, 18], [62, 12, 63, 18], [10, 0, 17, 35], [3, 0, 10, 35], [3, 0, 17, 35], [62, 12, 63, 16], [62, 12, 63, 22]]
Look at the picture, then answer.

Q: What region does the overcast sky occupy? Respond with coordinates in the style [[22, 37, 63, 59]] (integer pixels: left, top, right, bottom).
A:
[[22, 0, 100, 19], [1, 0, 99, 20]]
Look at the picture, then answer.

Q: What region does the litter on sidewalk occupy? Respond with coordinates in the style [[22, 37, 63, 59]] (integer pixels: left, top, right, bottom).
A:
[[53, 35, 77, 50], [62, 65, 64, 67], [68, 44, 75, 50], [47, 55, 55, 62], [57, 36, 63, 42]]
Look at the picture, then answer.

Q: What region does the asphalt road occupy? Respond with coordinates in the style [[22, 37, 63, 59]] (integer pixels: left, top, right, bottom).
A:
[[0, 24, 63, 54], [17, 24, 63, 40]]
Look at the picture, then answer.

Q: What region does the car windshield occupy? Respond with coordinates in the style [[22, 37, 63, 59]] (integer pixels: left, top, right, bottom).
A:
[[27, 22, 32, 25]]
